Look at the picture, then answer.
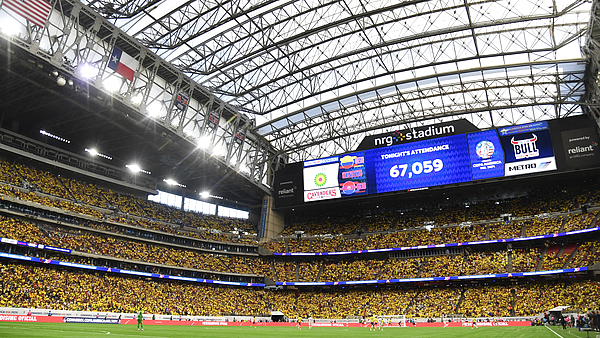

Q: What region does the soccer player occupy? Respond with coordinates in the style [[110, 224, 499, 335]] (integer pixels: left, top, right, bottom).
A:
[[370, 316, 376, 331], [137, 310, 144, 331], [252, 316, 256, 328], [471, 318, 478, 329], [308, 315, 312, 330], [297, 316, 302, 330]]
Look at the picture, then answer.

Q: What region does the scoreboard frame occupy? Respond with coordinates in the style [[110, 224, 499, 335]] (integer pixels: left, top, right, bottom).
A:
[[273, 116, 600, 208]]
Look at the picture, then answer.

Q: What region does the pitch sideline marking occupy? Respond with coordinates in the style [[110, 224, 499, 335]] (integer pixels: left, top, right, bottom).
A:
[[563, 330, 583, 338], [545, 324, 565, 338], [0, 325, 170, 338]]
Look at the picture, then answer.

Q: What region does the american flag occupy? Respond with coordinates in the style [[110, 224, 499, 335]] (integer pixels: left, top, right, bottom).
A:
[[2, 0, 52, 28]]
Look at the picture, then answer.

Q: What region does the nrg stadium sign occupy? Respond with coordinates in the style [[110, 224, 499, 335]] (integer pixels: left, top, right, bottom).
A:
[[356, 119, 479, 151]]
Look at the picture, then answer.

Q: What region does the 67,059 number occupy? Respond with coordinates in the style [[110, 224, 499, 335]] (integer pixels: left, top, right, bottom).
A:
[[390, 159, 444, 178]]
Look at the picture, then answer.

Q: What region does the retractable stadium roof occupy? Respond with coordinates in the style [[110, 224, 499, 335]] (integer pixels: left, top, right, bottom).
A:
[[81, 0, 597, 163]]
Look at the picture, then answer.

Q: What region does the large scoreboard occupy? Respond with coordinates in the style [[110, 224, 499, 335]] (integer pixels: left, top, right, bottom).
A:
[[274, 116, 600, 207]]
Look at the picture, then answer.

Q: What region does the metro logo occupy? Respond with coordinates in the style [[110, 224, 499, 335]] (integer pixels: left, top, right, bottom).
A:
[[511, 134, 539, 159]]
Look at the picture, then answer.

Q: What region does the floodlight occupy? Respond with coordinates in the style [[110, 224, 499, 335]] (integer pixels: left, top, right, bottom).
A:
[[126, 164, 141, 172], [103, 76, 121, 92], [85, 148, 112, 160], [131, 93, 143, 105], [197, 136, 210, 149], [77, 63, 97, 79], [0, 19, 20, 36], [126, 164, 151, 175], [164, 179, 178, 186], [200, 191, 210, 199], [147, 102, 162, 117], [212, 145, 225, 157], [56, 76, 66, 86], [39, 130, 70, 143]]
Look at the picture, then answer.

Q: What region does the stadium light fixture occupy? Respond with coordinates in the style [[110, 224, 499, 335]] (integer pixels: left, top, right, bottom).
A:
[[197, 136, 210, 149], [77, 63, 97, 79], [85, 148, 112, 160], [86, 148, 98, 156], [127, 164, 140, 172], [147, 102, 162, 118], [0, 18, 20, 36], [39, 130, 70, 143], [126, 164, 151, 175], [163, 178, 186, 188], [200, 191, 223, 200], [212, 145, 226, 157], [102, 76, 121, 92], [131, 93, 143, 105], [56, 75, 67, 86]]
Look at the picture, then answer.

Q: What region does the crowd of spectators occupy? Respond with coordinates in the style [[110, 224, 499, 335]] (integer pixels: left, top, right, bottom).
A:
[[513, 280, 600, 316], [563, 211, 599, 232], [405, 288, 461, 318], [279, 183, 599, 239], [510, 248, 541, 273], [1, 210, 599, 284], [461, 285, 513, 317], [278, 245, 600, 283], [273, 262, 297, 282], [525, 217, 564, 237], [568, 241, 600, 268], [0, 159, 255, 242], [1, 261, 599, 319], [0, 216, 269, 275], [2, 158, 600, 257], [0, 262, 269, 316], [268, 211, 598, 254], [297, 262, 321, 282]]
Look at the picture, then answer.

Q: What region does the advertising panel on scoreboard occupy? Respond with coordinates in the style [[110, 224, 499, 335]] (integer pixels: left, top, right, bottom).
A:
[[303, 156, 341, 202], [498, 121, 557, 176], [365, 134, 472, 193], [561, 127, 600, 169], [338, 152, 368, 197], [467, 130, 505, 180]]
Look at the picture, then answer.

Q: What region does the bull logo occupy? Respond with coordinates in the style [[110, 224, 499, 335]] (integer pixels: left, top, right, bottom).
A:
[[511, 134, 539, 159]]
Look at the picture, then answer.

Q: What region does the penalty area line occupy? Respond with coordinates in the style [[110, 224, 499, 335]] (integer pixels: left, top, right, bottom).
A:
[[544, 324, 565, 338]]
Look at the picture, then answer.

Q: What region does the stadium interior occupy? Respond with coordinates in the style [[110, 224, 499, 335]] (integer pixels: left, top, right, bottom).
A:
[[0, 0, 599, 327]]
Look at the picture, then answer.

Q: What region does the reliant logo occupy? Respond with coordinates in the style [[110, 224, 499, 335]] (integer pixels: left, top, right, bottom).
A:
[[373, 125, 455, 147], [568, 143, 596, 155], [278, 188, 295, 195]]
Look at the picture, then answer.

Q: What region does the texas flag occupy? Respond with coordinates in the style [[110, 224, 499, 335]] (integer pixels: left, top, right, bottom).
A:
[[108, 46, 138, 81]]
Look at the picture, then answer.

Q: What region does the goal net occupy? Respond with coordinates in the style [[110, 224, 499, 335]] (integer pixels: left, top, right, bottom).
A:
[[375, 315, 407, 327]]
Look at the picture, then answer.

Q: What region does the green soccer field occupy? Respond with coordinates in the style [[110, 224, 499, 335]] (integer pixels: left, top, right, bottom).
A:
[[0, 322, 594, 338]]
